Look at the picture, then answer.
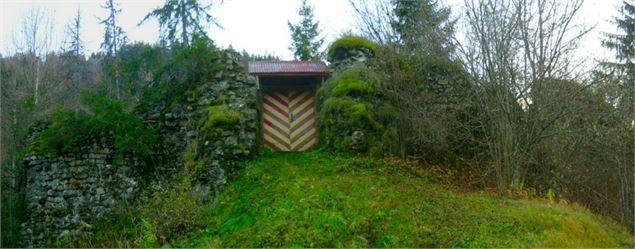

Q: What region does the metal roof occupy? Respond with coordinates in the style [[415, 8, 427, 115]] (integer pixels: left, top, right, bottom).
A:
[[248, 61, 327, 76]]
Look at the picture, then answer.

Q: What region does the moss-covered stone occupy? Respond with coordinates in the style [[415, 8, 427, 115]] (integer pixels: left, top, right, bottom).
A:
[[331, 79, 373, 97], [318, 64, 395, 155], [202, 105, 242, 129], [327, 35, 378, 64]]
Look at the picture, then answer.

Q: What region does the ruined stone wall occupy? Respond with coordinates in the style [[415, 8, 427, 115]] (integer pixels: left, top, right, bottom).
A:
[[141, 50, 258, 190], [21, 137, 140, 247], [20, 49, 259, 247]]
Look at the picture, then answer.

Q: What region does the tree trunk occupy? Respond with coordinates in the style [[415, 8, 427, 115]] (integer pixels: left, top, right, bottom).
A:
[[115, 63, 120, 100], [181, 0, 188, 46], [35, 59, 40, 105]]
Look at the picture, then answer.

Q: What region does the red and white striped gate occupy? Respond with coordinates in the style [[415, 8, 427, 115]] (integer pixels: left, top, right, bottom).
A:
[[262, 90, 317, 151]]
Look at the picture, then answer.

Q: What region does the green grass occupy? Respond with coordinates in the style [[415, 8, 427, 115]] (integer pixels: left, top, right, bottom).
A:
[[169, 150, 633, 248]]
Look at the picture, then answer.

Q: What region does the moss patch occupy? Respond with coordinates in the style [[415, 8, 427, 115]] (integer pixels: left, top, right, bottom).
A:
[[328, 35, 378, 63], [331, 79, 373, 97], [201, 105, 242, 129], [318, 64, 394, 154], [322, 97, 382, 130]]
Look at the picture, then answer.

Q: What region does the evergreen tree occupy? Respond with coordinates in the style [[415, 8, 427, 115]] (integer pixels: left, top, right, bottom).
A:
[[62, 8, 87, 109], [100, 0, 127, 56], [603, 0, 635, 120], [288, 0, 324, 61], [140, 0, 220, 46], [391, 0, 455, 57], [100, 0, 127, 99], [64, 8, 83, 56]]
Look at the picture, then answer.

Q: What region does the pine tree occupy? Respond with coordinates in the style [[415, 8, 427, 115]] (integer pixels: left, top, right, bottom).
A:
[[391, 0, 455, 57], [100, 0, 127, 99], [603, 0, 635, 119], [140, 0, 220, 46], [100, 0, 127, 57], [64, 8, 83, 56], [62, 8, 87, 109], [288, 0, 324, 61]]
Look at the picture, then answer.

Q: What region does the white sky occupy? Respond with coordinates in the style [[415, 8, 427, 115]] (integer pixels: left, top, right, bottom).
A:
[[0, 0, 624, 65]]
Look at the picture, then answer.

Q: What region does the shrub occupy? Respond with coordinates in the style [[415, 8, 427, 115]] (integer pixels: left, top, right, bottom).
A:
[[370, 51, 480, 164], [31, 109, 88, 155], [53, 206, 143, 248], [327, 35, 378, 64], [138, 36, 222, 112], [139, 173, 203, 245], [1, 189, 25, 247], [29, 92, 157, 161]]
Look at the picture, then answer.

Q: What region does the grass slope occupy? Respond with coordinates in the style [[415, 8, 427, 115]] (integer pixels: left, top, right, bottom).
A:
[[175, 150, 633, 248]]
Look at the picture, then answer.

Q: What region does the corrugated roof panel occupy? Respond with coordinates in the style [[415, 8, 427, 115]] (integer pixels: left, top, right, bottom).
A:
[[248, 61, 327, 75]]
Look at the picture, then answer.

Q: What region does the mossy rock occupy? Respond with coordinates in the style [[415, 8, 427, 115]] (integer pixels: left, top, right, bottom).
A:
[[322, 97, 382, 131], [327, 35, 378, 64], [201, 105, 242, 129], [318, 64, 394, 155]]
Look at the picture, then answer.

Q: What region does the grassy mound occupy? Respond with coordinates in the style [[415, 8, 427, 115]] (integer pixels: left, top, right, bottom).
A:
[[174, 150, 633, 248]]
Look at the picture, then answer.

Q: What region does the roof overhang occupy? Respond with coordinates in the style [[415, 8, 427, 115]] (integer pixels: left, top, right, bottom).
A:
[[248, 60, 328, 77], [251, 72, 327, 77]]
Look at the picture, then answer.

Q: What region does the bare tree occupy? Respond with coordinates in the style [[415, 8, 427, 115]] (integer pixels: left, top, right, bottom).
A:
[[349, 0, 456, 58], [460, 0, 591, 190], [5, 6, 55, 188], [1, 54, 38, 247], [348, 0, 397, 45], [12, 7, 54, 106], [347, 1, 480, 166]]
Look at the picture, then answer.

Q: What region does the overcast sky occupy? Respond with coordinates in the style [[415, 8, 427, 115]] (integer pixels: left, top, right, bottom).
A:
[[0, 0, 624, 66]]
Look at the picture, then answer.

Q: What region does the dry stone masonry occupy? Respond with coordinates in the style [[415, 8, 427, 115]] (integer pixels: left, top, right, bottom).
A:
[[21, 142, 139, 247], [21, 49, 259, 247]]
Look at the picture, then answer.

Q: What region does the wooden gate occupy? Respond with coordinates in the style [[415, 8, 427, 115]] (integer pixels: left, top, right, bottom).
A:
[[262, 90, 317, 151]]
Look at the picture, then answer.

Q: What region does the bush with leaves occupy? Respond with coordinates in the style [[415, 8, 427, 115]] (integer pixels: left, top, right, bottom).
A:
[[117, 42, 169, 102], [29, 92, 157, 162], [138, 35, 224, 112], [139, 173, 203, 245]]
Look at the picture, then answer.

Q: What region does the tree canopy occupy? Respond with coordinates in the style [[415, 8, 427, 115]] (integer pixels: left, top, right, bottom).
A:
[[288, 0, 324, 61], [348, 0, 455, 58], [391, 0, 455, 57], [140, 0, 220, 46], [602, 0, 635, 119], [100, 0, 127, 56], [63, 8, 84, 56]]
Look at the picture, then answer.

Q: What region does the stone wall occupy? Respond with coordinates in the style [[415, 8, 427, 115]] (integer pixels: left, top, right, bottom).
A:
[[21, 137, 140, 247], [141, 50, 258, 190], [20, 49, 259, 247]]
